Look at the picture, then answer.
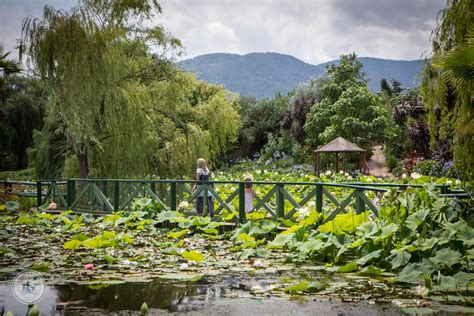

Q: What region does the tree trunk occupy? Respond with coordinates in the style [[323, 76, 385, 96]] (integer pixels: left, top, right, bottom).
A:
[[77, 151, 88, 178]]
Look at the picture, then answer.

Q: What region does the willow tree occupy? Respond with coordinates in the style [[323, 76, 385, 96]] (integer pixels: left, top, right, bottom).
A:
[[420, 0, 473, 179], [20, 0, 182, 178], [90, 72, 241, 179], [21, 0, 241, 179]]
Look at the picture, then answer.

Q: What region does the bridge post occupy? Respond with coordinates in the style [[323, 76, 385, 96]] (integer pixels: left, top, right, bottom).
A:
[[238, 183, 246, 223], [440, 184, 448, 194], [67, 180, 75, 209], [316, 184, 323, 214], [113, 181, 120, 212], [276, 184, 285, 219], [356, 189, 365, 213], [170, 182, 177, 211], [36, 181, 42, 207], [102, 180, 108, 212]]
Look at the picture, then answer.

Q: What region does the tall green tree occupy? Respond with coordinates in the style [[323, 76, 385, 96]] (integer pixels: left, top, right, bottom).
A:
[[304, 54, 387, 151], [420, 0, 473, 179], [0, 76, 47, 170], [21, 1, 173, 177], [235, 94, 288, 158], [21, 0, 241, 179]]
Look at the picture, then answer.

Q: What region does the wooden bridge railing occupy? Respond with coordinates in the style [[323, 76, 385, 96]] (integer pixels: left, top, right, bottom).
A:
[[2, 178, 466, 224]]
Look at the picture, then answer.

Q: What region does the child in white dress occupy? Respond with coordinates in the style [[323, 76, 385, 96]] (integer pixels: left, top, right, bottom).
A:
[[244, 174, 254, 213]]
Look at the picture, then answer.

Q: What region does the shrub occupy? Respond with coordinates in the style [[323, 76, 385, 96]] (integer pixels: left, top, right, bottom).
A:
[[413, 160, 438, 176], [386, 154, 398, 170], [391, 163, 406, 177], [413, 159, 462, 179]]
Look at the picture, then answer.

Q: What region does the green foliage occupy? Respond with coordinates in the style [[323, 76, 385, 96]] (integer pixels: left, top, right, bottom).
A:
[[0, 47, 21, 76], [304, 53, 387, 151], [20, 1, 241, 179], [284, 281, 308, 294], [420, 0, 474, 180], [235, 94, 289, 159], [381, 78, 405, 104], [0, 75, 47, 171], [182, 250, 205, 262]]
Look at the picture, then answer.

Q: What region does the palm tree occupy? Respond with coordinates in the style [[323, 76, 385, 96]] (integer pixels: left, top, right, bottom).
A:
[[0, 47, 21, 76], [0, 47, 21, 105], [432, 31, 473, 135]]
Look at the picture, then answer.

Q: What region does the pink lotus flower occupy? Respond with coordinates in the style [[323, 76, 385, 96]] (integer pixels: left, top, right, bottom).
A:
[[48, 202, 57, 210], [84, 263, 94, 270]]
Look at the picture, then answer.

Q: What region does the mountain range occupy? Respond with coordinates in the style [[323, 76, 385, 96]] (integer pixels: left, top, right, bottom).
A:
[[178, 52, 426, 99]]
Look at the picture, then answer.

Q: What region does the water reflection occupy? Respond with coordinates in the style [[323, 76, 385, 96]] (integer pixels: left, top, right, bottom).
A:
[[0, 273, 423, 315], [56, 280, 215, 312], [1, 279, 223, 314]]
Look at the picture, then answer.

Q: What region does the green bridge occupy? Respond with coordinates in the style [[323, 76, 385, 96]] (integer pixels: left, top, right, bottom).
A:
[[3, 179, 467, 224]]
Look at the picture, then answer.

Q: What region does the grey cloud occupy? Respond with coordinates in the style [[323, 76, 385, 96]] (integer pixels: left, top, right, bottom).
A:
[[329, 0, 444, 31], [1, 0, 446, 65]]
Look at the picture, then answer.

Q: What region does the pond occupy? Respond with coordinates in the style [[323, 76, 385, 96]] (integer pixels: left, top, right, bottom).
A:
[[1, 271, 471, 315]]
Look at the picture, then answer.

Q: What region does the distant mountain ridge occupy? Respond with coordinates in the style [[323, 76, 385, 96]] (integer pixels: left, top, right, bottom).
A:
[[178, 52, 426, 99]]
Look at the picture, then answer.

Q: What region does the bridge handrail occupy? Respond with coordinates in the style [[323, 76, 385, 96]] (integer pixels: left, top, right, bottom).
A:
[[3, 178, 466, 224]]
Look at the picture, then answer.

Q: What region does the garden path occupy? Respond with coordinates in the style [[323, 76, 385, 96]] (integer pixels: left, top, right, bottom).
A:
[[368, 145, 392, 177]]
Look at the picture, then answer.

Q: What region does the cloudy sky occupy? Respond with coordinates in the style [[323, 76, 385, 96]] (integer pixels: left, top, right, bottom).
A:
[[0, 0, 445, 65]]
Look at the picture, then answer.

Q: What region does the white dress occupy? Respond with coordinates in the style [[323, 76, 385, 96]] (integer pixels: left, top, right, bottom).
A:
[[245, 189, 254, 213]]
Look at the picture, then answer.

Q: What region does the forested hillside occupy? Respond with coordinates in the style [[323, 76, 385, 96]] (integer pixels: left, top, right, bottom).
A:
[[179, 53, 425, 99]]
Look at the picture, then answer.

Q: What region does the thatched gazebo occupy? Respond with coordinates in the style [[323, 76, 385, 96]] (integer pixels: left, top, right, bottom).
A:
[[314, 137, 366, 177]]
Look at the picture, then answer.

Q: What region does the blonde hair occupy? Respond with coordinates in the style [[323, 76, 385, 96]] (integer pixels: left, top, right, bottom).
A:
[[197, 158, 208, 172]]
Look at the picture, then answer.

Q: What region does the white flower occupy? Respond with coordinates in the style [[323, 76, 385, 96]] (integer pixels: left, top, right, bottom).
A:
[[178, 201, 190, 210], [253, 259, 263, 267], [455, 179, 461, 185], [325, 170, 332, 176], [410, 172, 422, 180], [179, 263, 189, 270], [256, 170, 262, 175], [392, 300, 404, 307], [415, 285, 429, 297], [446, 180, 452, 185], [366, 177, 373, 182], [339, 170, 344, 175], [344, 172, 349, 177], [297, 207, 311, 220], [347, 176, 352, 180], [402, 173, 407, 179]]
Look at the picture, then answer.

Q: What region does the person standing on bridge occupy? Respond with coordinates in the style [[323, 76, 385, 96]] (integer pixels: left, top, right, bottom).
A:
[[192, 158, 214, 216]]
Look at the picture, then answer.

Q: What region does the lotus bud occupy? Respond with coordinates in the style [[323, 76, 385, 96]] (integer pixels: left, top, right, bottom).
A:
[[29, 305, 40, 316], [141, 302, 149, 315]]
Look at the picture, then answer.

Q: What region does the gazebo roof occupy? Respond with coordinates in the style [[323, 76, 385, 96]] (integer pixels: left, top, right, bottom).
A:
[[315, 137, 366, 153]]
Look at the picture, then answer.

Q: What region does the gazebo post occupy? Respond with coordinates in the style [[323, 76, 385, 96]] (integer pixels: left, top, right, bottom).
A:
[[335, 153, 339, 173], [359, 152, 366, 174], [343, 155, 346, 174], [315, 152, 320, 177]]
